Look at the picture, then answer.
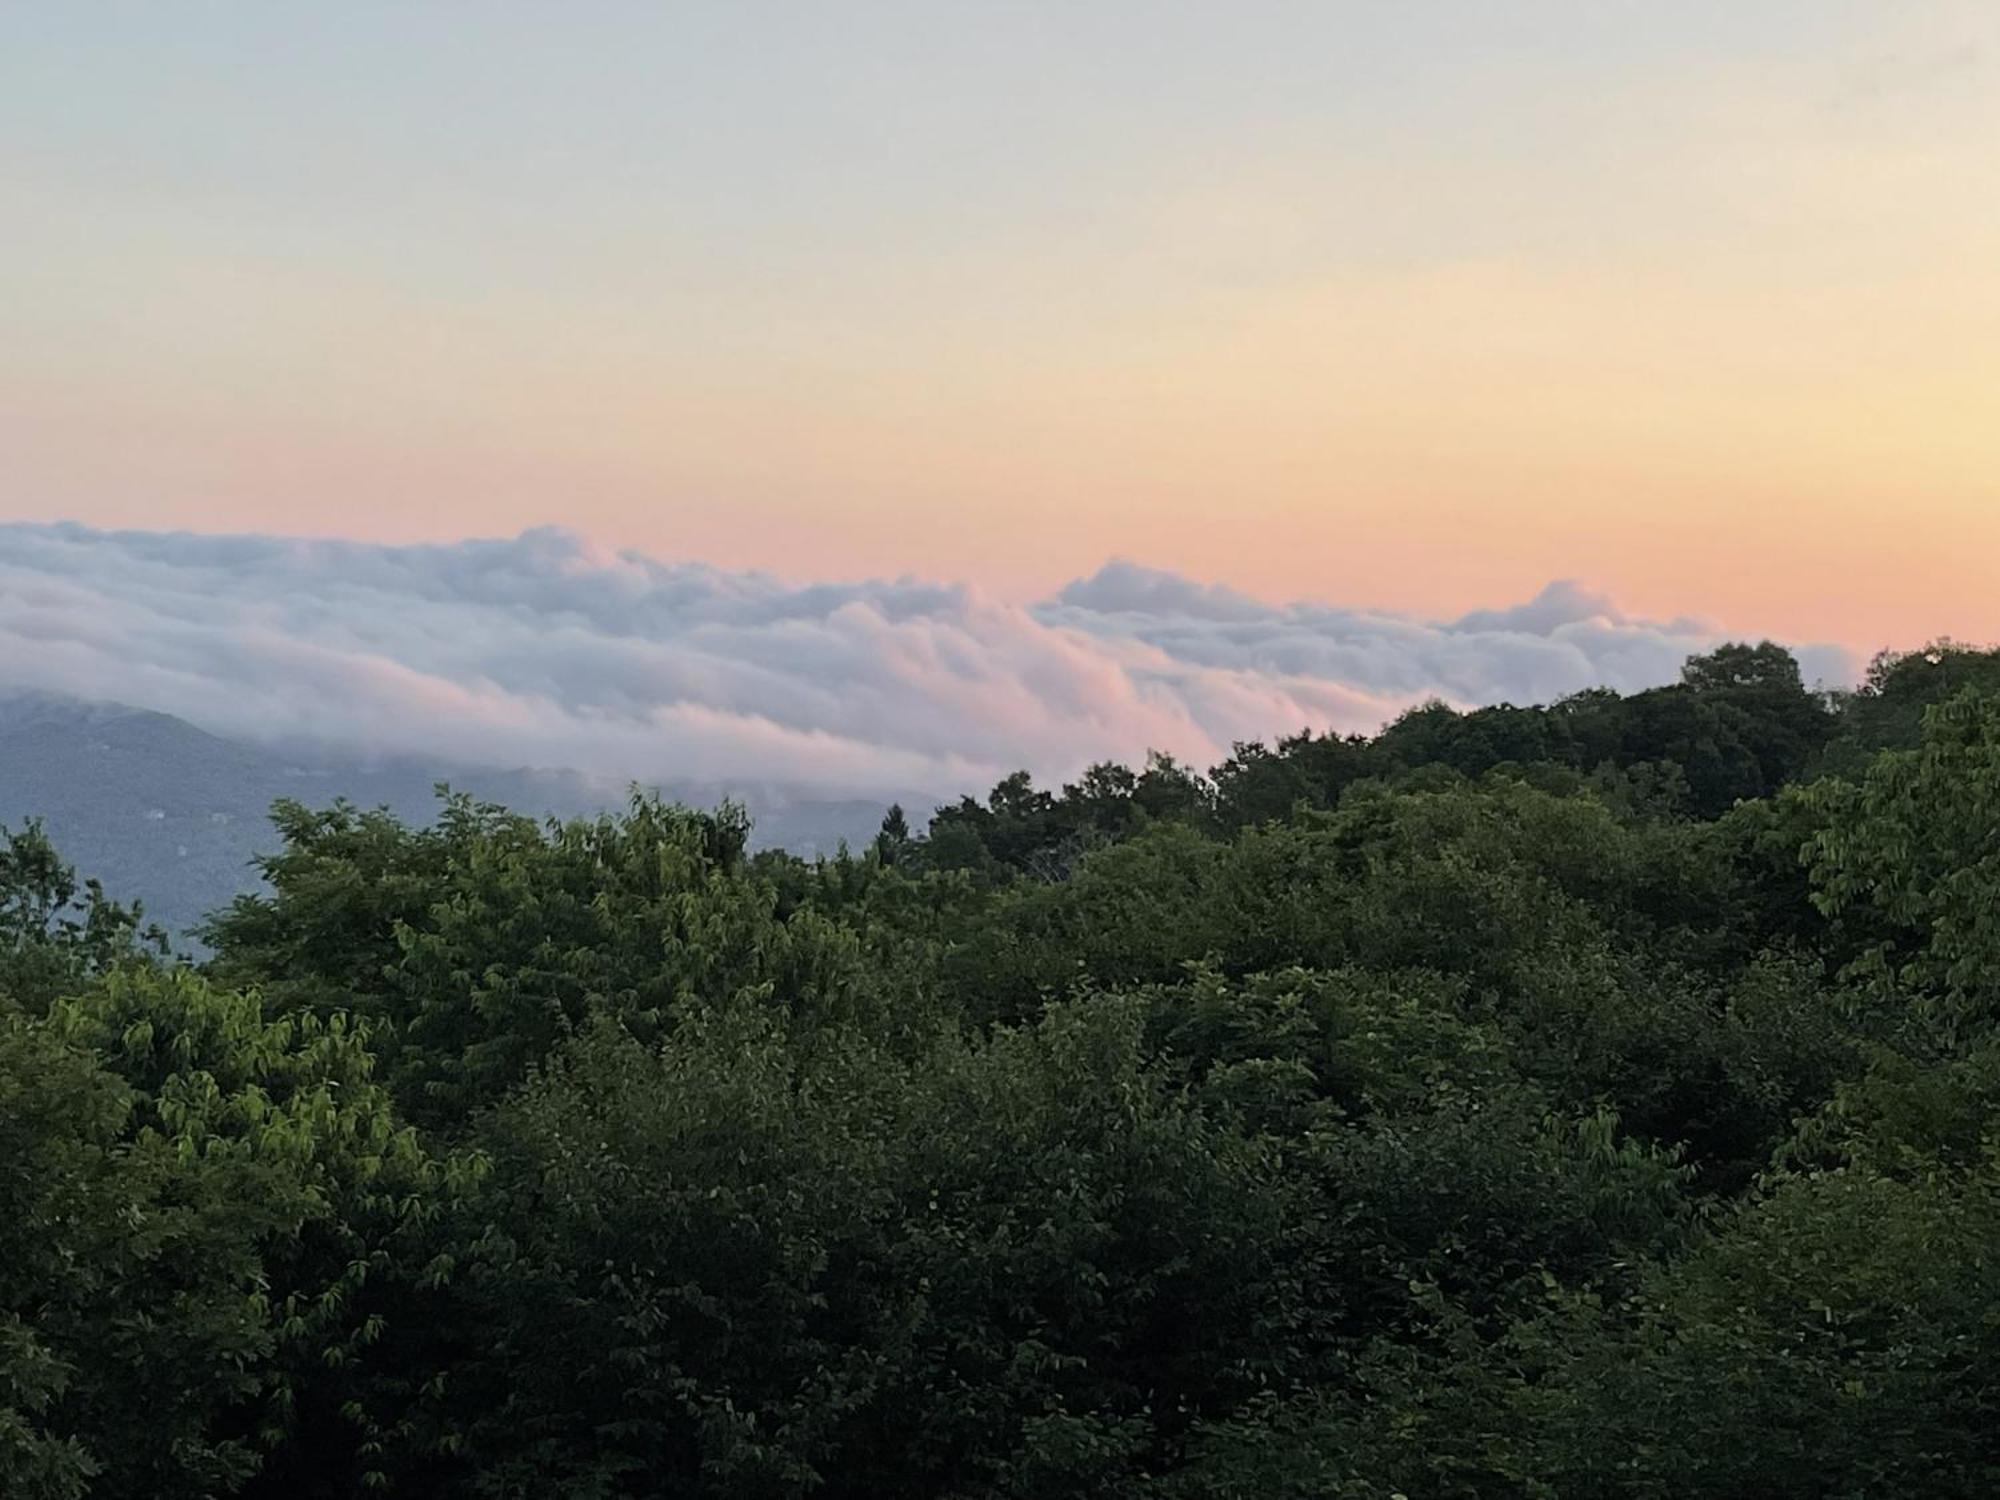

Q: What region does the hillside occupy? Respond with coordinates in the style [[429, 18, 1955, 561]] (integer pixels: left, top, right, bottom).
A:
[[0, 693, 889, 939], [7, 639, 2000, 1499]]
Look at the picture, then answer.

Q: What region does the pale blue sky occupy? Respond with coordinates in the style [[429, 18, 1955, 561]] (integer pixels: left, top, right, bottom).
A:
[[3, 3, 1995, 645]]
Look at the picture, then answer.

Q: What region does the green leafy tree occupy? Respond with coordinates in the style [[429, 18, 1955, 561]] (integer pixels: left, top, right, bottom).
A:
[[208, 792, 877, 1131], [448, 999, 1289, 1498], [0, 820, 164, 1016], [1802, 689, 2000, 1032], [10, 638, 2000, 1497], [0, 966, 473, 1498]]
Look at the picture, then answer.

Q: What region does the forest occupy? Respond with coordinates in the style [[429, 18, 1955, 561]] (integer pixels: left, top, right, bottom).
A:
[[6, 637, 2000, 1498]]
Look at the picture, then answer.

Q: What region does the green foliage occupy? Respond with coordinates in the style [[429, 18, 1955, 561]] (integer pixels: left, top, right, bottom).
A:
[[1802, 689, 2000, 1030], [47, 968, 480, 1496], [207, 792, 879, 1131], [451, 1000, 1287, 1497], [10, 646, 2000, 1496], [1822, 640, 2000, 771], [0, 820, 164, 1016], [1, 942, 477, 1497]]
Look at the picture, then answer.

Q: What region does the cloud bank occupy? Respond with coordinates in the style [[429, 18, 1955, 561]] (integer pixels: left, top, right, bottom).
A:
[[0, 522, 1855, 799]]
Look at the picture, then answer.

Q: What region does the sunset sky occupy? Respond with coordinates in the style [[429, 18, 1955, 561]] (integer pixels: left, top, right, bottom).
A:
[[4, 2, 1996, 653]]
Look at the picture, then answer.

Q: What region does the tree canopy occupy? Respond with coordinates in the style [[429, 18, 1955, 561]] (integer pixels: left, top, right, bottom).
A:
[[6, 639, 2000, 1496]]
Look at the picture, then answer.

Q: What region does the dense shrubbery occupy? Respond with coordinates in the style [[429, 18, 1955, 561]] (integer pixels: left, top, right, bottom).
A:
[[6, 640, 2000, 1496]]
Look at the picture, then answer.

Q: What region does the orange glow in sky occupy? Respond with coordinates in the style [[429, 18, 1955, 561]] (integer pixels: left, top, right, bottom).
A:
[[3, 4, 1995, 655]]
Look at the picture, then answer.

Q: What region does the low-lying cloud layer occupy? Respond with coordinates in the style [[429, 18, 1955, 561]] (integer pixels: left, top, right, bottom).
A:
[[0, 522, 1855, 799]]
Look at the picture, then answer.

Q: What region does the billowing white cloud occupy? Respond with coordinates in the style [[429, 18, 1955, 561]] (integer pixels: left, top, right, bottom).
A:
[[0, 522, 1856, 799]]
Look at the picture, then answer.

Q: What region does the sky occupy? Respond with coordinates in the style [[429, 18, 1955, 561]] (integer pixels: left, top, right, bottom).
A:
[[3, 2, 1996, 658]]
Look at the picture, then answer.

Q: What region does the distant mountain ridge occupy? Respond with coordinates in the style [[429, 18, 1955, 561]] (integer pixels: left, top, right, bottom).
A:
[[0, 692, 891, 940]]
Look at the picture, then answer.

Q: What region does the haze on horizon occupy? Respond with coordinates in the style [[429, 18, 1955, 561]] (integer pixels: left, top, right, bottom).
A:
[[3, 3, 1996, 652], [0, 519, 1866, 802]]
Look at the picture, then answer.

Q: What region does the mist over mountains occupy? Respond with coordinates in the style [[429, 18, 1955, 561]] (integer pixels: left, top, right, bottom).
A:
[[0, 520, 1862, 936], [0, 692, 889, 940], [0, 521, 1855, 801]]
